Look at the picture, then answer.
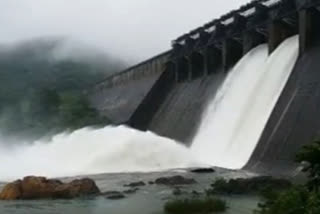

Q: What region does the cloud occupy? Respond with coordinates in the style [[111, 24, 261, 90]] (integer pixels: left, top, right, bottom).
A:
[[0, 0, 249, 63]]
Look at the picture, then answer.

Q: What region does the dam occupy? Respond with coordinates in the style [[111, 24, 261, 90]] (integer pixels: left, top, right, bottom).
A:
[[89, 0, 320, 175]]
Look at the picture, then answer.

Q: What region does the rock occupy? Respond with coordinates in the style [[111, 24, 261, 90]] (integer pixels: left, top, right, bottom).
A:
[[154, 176, 196, 186], [20, 176, 64, 199], [54, 178, 100, 199], [190, 168, 215, 173], [148, 181, 155, 185], [0, 180, 22, 200], [103, 191, 125, 200], [124, 181, 146, 187], [0, 176, 100, 200], [123, 188, 139, 194]]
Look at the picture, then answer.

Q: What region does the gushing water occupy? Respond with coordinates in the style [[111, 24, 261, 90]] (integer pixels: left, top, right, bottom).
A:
[[191, 36, 299, 169], [0, 126, 198, 181]]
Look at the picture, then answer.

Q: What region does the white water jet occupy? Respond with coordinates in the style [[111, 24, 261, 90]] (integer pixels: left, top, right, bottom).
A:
[[191, 35, 299, 169], [0, 126, 198, 181]]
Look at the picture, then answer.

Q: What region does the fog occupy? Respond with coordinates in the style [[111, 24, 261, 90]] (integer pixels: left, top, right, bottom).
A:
[[1, 0, 249, 63]]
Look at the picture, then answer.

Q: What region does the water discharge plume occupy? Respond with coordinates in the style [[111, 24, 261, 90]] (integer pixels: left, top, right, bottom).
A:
[[191, 35, 299, 169], [0, 126, 198, 181]]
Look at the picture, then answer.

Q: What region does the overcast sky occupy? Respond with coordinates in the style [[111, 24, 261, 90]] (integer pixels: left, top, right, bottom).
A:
[[1, 0, 249, 63]]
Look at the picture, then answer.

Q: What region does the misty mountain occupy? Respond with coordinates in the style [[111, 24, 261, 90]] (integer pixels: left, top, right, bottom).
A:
[[0, 38, 127, 141]]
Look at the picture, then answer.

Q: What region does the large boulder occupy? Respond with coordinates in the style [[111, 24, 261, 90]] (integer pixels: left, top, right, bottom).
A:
[[0, 180, 22, 200], [0, 176, 100, 200]]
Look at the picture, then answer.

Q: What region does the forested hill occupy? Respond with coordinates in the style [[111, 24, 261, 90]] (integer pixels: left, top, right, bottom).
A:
[[0, 38, 126, 141]]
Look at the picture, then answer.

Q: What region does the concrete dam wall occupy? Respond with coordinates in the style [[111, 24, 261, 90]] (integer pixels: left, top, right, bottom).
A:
[[148, 71, 225, 143], [90, 0, 320, 174], [88, 51, 170, 124], [246, 32, 320, 175]]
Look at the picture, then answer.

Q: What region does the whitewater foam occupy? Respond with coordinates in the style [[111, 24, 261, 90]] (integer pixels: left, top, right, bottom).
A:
[[0, 126, 198, 181]]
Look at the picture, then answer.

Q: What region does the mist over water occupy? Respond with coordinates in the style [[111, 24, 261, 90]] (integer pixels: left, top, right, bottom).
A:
[[0, 36, 299, 181]]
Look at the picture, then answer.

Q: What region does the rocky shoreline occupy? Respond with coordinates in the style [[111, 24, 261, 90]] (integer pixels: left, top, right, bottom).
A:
[[0, 168, 289, 214], [0, 167, 291, 202], [0, 173, 205, 201]]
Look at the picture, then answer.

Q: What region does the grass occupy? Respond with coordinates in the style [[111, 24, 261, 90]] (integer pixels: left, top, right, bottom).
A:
[[164, 197, 227, 214]]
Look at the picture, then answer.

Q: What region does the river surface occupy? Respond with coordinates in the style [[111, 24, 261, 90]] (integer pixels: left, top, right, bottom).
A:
[[0, 168, 260, 214]]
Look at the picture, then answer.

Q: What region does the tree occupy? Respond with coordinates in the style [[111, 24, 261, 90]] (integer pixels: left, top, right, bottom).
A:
[[58, 93, 108, 130]]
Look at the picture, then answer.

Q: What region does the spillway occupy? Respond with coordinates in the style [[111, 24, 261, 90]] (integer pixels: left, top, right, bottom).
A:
[[191, 36, 299, 169]]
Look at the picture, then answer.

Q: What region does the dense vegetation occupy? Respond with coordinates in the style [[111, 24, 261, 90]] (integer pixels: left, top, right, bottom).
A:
[[254, 140, 320, 214], [207, 176, 292, 196], [296, 139, 320, 191], [0, 38, 125, 140], [254, 186, 320, 214], [164, 197, 227, 214]]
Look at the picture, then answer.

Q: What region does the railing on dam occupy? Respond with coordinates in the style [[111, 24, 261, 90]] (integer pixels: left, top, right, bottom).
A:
[[173, 0, 288, 46], [167, 0, 320, 81], [90, 0, 320, 91], [172, 0, 320, 46]]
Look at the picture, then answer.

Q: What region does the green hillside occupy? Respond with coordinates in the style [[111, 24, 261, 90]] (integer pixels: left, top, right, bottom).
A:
[[0, 38, 126, 141]]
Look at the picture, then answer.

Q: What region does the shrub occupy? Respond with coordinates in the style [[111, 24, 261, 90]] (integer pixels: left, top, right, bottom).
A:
[[253, 186, 320, 214], [254, 186, 308, 214], [258, 185, 282, 201], [164, 197, 227, 214], [306, 191, 320, 214], [296, 140, 320, 191], [207, 177, 291, 195], [208, 178, 231, 194]]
